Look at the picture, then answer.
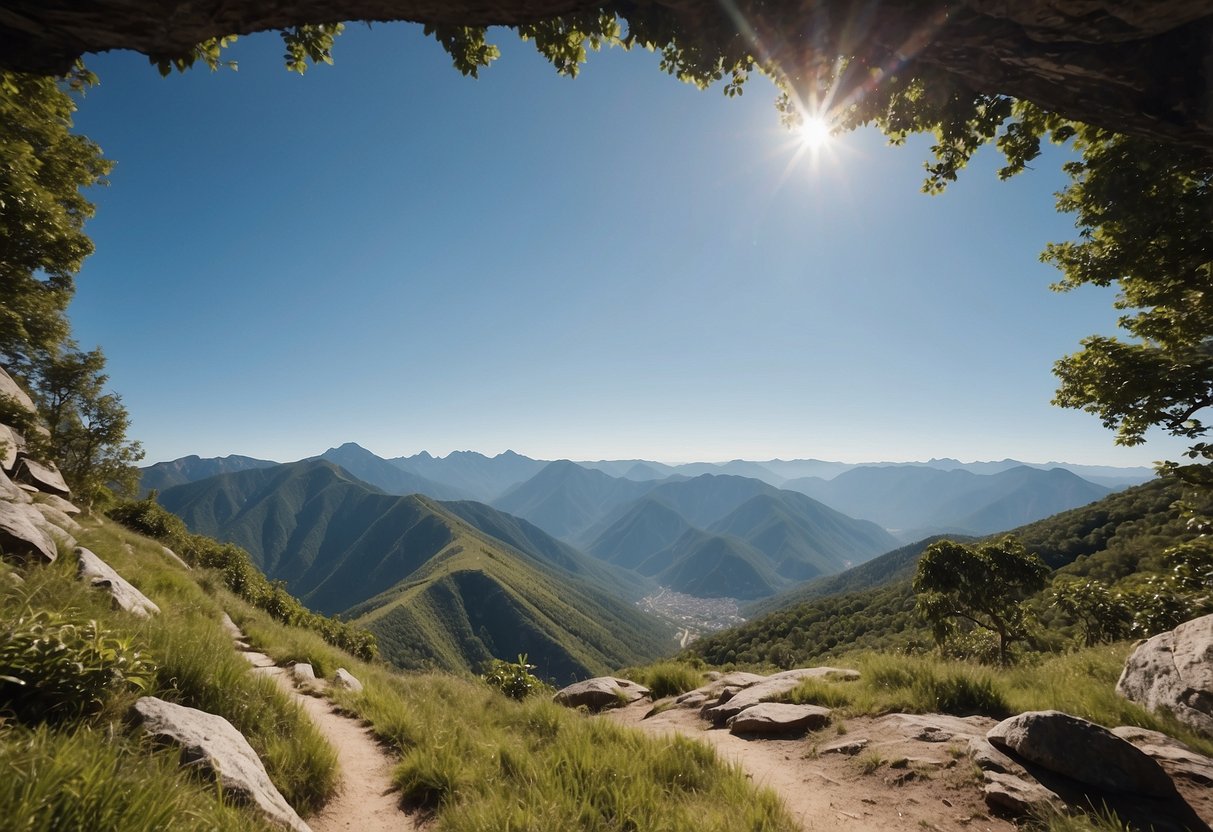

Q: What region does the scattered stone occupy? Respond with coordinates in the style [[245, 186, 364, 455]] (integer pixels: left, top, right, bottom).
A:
[[0, 367, 37, 416], [1112, 726, 1213, 786], [36, 492, 81, 516], [76, 547, 160, 618], [332, 668, 364, 693], [241, 651, 277, 669], [0, 500, 57, 563], [715, 686, 742, 704], [160, 545, 192, 570], [132, 697, 311, 832], [988, 710, 1176, 797], [727, 702, 831, 734], [874, 713, 991, 744], [1117, 613, 1213, 738], [982, 771, 1064, 816], [819, 737, 870, 755], [291, 663, 317, 685], [674, 691, 707, 709], [703, 667, 859, 724], [220, 612, 244, 640], [553, 677, 648, 710], [11, 457, 70, 498]]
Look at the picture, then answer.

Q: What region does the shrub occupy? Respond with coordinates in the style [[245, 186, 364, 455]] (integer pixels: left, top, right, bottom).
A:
[[482, 654, 548, 700], [625, 662, 703, 699], [0, 606, 154, 723]]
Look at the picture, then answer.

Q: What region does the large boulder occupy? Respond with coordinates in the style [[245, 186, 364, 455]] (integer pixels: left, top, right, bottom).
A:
[[76, 547, 160, 618], [988, 710, 1175, 797], [1117, 614, 1213, 738], [0, 468, 32, 504], [703, 667, 858, 724], [132, 697, 311, 832], [34, 502, 82, 537], [726, 702, 831, 735], [37, 493, 81, 516], [553, 677, 649, 710], [0, 500, 57, 563], [331, 668, 364, 693], [0, 367, 37, 416], [11, 457, 70, 498], [1112, 726, 1213, 786]]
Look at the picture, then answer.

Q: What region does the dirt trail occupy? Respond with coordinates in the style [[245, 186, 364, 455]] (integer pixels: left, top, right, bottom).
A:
[[607, 701, 1016, 832], [229, 621, 417, 832]]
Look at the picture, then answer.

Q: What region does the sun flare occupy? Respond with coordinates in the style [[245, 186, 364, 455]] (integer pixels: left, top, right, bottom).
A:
[[798, 115, 833, 150]]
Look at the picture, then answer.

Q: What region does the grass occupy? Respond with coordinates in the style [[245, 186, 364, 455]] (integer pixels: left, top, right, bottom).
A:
[[0, 516, 340, 824], [770, 649, 1213, 757], [234, 600, 800, 831], [615, 661, 705, 699]]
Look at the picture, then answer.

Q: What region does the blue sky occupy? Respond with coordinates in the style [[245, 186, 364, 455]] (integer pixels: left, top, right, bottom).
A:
[[68, 23, 1186, 467]]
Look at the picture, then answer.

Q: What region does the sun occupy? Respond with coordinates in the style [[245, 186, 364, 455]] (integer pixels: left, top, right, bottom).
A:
[[798, 114, 833, 150]]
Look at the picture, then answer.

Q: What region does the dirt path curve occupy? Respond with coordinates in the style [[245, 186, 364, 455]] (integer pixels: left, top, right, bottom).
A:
[[607, 701, 1015, 832], [225, 615, 417, 832]]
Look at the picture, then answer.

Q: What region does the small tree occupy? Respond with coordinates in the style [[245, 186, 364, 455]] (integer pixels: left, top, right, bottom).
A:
[[913, 536, 1049, 664], [1049, 578, 1132, 646]]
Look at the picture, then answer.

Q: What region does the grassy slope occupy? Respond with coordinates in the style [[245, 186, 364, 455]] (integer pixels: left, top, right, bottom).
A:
[[0, 515, 338, 831]]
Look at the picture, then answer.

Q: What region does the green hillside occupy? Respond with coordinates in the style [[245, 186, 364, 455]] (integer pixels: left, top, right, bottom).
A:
[[157, 460, 673, 678], [688, 477, 1198, 668], [642, 528, 781, 599], [137, 453, 277, 496], [493, 459, 657, 540], [585, 497, 693, 569]]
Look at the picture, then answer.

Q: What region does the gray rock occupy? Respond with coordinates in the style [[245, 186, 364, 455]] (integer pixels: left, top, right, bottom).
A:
[[34, 502, 82, 537], [12, 457, 70, 498], [76, 547, 160, 618], [674, 691, 708, 709], [0, 424, 20, 472], [161, 545, 191, 570], [132, 697, 311, 832], [0, 499, 56, 563], [874, 712, 992, 744], [703, 667, 859, 724], [988, 710, 1176, 797], [291, 663, 317, 685], [818, 737, 870, 755], [37, 493, 81, 516], [982, 771, 1064, 816], [1112, 725, 1213, 785], [0, 367, 37, 416], [1117, 613, 1213, 738], [968, 736, 1027, 776], [332, 668, 363, 693], [553, 677, 648, 710], [727, 702, 832, 735], [0, 468, 32, 504]]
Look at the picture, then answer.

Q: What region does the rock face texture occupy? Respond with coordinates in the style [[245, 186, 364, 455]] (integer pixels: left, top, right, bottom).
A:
[[132, 697, 311, 832], [12, 458, 70, 498], [1112, 726, 1213, 786], [726, 702, 831, 735], [553, 677, 649, 710], [0, 469, 32, 504], [988, 710, 1175, 797], [0, 424, 20, 472], [0, 367, 37, 415], [1118, 613, 1213, 738], [76, 547, 160, 618], [0, 500, 57, 563]]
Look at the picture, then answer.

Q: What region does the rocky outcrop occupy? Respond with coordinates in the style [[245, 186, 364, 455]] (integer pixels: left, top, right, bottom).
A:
[[76, 547, 160, 618], [0, 424, 20, 472], [1117, 613, 1213, 737], [982, 770, 1064, 815], [554, 677, 649, 710], [332, 668, 363, 693], [132, 697, 311, 832], [34, 502, 82, 537], [38, 493, 82, 516], [703, 667, 859, 724], [0, 367, 37, 416], [0, 469, 32, 504], [12, 457, 70, 498], [726, 702, 831, 735], [0, 500, 57, 563], [988, 710, 1175, 797]]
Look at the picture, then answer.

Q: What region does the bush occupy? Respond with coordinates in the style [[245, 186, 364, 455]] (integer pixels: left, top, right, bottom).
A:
[[624, 662, 704, 699], [0, 606, 154, 723], [482, 654, 548, 700]]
